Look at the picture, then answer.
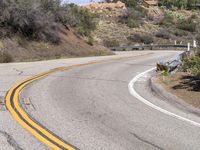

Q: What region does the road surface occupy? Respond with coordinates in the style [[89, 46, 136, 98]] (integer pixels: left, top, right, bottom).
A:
[[1, 51, 200, 150]]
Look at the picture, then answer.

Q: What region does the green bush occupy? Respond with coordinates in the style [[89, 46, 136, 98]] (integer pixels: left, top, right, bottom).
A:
[[70, 6, 96, 37], [103, 39, 120, 47], [177, 17, 196, 32], [183, 56, 200, 77]]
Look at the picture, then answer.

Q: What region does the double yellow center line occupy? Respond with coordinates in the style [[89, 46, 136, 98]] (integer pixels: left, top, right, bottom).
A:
[[5, 60, 108, 149], [6, 67, 78, 150], [5, 55, 142, 149]]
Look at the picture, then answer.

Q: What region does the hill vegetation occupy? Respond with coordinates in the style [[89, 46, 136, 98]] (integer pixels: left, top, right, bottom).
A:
[[0, 0, 97, 43], [86, 0, 200, 78], [0, 0, 110, 62], [88, 1, 200, 48]]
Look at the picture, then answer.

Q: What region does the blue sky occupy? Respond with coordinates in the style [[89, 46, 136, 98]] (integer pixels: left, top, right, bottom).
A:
[[67, 0, 102, 5]]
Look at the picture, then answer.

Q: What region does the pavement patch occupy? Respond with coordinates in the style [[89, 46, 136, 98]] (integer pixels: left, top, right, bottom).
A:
[[0, 130, 23, 150]]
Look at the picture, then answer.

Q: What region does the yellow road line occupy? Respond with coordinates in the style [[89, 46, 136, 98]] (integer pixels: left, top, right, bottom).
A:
[[6, 72, 76, 150], [5, 54, 152, 149], [6, 60, 106, 149]]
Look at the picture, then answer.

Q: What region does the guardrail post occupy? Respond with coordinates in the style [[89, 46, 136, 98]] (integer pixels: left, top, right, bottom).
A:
[[193, 40, 197, 48], [187, 43, 190, 52]]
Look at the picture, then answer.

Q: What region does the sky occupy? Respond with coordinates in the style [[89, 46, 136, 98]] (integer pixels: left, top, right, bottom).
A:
[[67, 0, 103, 5]]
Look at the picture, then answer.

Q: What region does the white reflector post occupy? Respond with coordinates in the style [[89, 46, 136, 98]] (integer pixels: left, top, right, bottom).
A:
[[193, 40, 197, 48], [188, 43, 190, 51]]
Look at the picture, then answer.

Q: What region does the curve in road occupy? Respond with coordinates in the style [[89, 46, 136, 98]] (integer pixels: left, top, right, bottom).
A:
[[129, 67, 200, 127], [5, 56, 147, 150], [6, 68, 78, 150], [7, 51, 198, 150]]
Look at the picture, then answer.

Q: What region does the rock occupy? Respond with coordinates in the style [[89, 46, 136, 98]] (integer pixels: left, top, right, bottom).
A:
[[84, 1, 126, 11]]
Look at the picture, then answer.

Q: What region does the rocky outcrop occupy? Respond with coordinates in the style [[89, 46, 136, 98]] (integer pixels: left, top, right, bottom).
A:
[[84, 1, 126, 11]]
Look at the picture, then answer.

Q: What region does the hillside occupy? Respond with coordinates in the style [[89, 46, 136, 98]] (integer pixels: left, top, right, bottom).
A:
[[84, 1, 200, 47], [0, 26, 110, 62], [0, 0, 111, 63]]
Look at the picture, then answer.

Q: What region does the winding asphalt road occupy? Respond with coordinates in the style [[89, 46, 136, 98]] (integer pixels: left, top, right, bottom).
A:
[[2, 51, 200, 150]]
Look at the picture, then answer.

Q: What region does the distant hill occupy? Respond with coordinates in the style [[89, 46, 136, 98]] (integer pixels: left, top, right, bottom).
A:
[[84, 1, 200, 48]]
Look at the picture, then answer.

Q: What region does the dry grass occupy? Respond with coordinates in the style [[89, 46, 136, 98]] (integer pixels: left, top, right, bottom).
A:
[[158, 72, 200, 108]]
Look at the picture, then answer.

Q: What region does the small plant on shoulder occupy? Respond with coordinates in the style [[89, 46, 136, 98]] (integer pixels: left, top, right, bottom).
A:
[[161, 70, 169, 76], [161, 70, 170, 83]]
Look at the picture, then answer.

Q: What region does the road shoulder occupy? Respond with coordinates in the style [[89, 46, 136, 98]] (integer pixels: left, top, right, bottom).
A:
[[150, 74, 200, 117]]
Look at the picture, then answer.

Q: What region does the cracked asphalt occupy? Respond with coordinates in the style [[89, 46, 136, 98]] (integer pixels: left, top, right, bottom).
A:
[[0, 51, 152, 150], [2, 50, 200, 150]]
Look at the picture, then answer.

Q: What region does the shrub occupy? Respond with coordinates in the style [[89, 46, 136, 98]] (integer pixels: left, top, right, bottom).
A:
[[156, 29, 171, 39], [177, 17, 196, 32], [173, 29, 188, 37], [183, 56, 200, 78], [128, 34, 154, 44], [103, 39, 119, 47], [70, 6, 96, 37], [119, 8, 144, 28], [0, 0, 62, 43], [159, 12, 175, 27], [127, 19, 140, 28], [0, 51, 13, 63], [17, 36, 28, 47], [86, 36, 94, 46]]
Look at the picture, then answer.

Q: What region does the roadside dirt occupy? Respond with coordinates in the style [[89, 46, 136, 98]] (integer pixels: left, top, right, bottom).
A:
[[158, 72, 200, 108]]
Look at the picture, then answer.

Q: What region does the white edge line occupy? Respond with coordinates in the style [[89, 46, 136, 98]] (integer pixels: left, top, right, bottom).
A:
[[128, 67, 200, 127]]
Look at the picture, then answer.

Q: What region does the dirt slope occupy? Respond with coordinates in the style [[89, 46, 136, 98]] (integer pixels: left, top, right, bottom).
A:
[[0, 26, 111, 62]]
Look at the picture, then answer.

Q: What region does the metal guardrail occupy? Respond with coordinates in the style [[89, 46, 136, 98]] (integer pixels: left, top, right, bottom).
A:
[[111, 44, 194, 51], [156, 51, 192, 73]]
